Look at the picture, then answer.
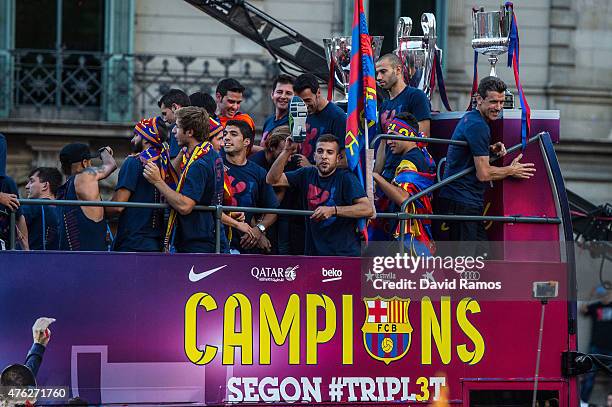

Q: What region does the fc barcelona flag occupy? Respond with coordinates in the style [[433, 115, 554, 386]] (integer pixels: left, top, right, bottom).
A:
[[345, 0, 377, 241]]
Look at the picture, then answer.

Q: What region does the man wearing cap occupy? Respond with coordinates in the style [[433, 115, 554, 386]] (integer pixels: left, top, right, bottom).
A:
[[57, 143, 117, 251], [107, 117, 176, 252]]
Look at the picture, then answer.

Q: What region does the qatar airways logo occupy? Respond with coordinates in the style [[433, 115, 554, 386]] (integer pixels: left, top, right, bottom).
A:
[[251, 265, 299, 283]]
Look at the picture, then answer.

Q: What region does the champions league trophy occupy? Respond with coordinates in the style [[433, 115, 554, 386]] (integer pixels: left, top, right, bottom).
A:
[[395, 13, 439, 100], [471, 5, 514, 108], [323, 36, 384, 104]]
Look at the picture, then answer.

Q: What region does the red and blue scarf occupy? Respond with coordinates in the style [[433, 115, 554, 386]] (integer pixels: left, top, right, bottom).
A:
[[135, 117, 178, 189]]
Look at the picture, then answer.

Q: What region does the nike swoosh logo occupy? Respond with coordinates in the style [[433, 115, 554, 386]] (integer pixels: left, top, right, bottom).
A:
[[188, 265, 227, 282]]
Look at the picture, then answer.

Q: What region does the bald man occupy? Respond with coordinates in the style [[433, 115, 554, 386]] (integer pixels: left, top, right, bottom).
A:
[[374, 53, 431, 176]]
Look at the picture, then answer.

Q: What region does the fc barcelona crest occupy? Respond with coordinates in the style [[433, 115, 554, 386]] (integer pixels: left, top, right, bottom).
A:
[[362, 296, 413, 365]]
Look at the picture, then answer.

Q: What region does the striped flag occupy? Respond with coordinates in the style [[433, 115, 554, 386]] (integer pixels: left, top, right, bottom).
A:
[[345, 0, 378, 241]]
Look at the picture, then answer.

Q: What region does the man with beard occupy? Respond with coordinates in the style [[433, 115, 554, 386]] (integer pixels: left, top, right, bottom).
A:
[[107, 117, 177, 252], [259, 74, 294, 146], [223, 120, 278, 253], [144, 107, 228, 253], [374, 53, 431, 175], [438, 76, 535, 248], [215, 78, 255, 130], [292, 73, 346, 165], [23, 167, 63, 250], [267, 134, 373, 256]]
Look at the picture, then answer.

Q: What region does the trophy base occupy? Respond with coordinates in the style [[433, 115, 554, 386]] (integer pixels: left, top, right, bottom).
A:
[[504, 90, 514, 109]]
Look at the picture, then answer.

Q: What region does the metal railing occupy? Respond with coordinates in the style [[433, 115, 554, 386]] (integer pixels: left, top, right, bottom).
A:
[[7, 199, 560, 253], [7, 49, 277, 123], [5, 132, 561, 253], [369, 131, 558, 246]]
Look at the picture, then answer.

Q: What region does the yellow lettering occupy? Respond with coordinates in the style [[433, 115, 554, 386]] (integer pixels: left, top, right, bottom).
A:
[[415, 376, 430, 401], [421, 296, 451, 364], [259, 293, 300, 365], [222, 293, 253, 365], [184, 293, 218, 365], [306, 294, 336, 364], [342, 295, 353, 365], [456, 298, 485, 365]]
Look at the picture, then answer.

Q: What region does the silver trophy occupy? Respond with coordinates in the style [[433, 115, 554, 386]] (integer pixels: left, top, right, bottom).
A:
[[471, 5, 514, 107], [395, 13, 439, 100], [323, 35, 384, 103]]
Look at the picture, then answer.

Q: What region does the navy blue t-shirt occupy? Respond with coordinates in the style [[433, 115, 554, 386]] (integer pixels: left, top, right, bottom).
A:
[[285, 167, 366, 257], [302, 102, 347, 163], [225, 159, 278, 251], [114, 156, 164, 252], [378, 86, 431, 133], [249, 150, 270, 171], [261, 113, 289, 145], [174, 150, 228, 253], [0, 176, 22, 243], [377, 86, 431, 158], [439, 110, 491, 207], [22, 200, 59, 250]]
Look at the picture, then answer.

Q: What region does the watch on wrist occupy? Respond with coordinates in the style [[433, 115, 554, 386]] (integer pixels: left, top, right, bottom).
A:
[[256, 223, 266, 233]]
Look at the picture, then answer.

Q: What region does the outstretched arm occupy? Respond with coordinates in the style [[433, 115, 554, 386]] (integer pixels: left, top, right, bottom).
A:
[[474, 153, 536, 182]]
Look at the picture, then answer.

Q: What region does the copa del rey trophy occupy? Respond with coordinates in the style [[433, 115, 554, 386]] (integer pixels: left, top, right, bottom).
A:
[[395, 13, 439, 100], [471, 5, 514, 108], [323, 36, 384, 104]]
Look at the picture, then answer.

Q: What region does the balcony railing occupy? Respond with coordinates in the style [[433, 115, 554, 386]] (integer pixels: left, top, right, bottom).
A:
[[4, 48, 278, 124]]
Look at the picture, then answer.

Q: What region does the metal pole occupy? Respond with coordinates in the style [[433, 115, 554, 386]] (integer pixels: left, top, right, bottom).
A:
[[401, 133, 544, 212], [215, 205, 222, 254], [9, 211, 16, 250], [531, 301, 547, 407]]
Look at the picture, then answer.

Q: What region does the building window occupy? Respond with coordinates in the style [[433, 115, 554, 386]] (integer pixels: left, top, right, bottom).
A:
[[13, 0, 105, 117], [368, 0, 437, 55]]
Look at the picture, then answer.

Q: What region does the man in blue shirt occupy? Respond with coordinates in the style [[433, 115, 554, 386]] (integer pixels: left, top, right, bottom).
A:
[[267, 134, 373, 257], [107, 117, 173, 252], [223, 120, 278, 253], [144, 107, 228, 253], [158, 89, 191, 158], [23, 167, 62, 250], [374, 53, 432, 176], [438, 76, 535, 245], [293, 73, 347, 164], [260, 74, 294, 146]]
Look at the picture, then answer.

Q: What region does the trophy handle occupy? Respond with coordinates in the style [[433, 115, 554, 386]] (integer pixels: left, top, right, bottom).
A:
[[420, 13, 437, 99], [421, 13, 436, 40], [395, 17, 413, 49]]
